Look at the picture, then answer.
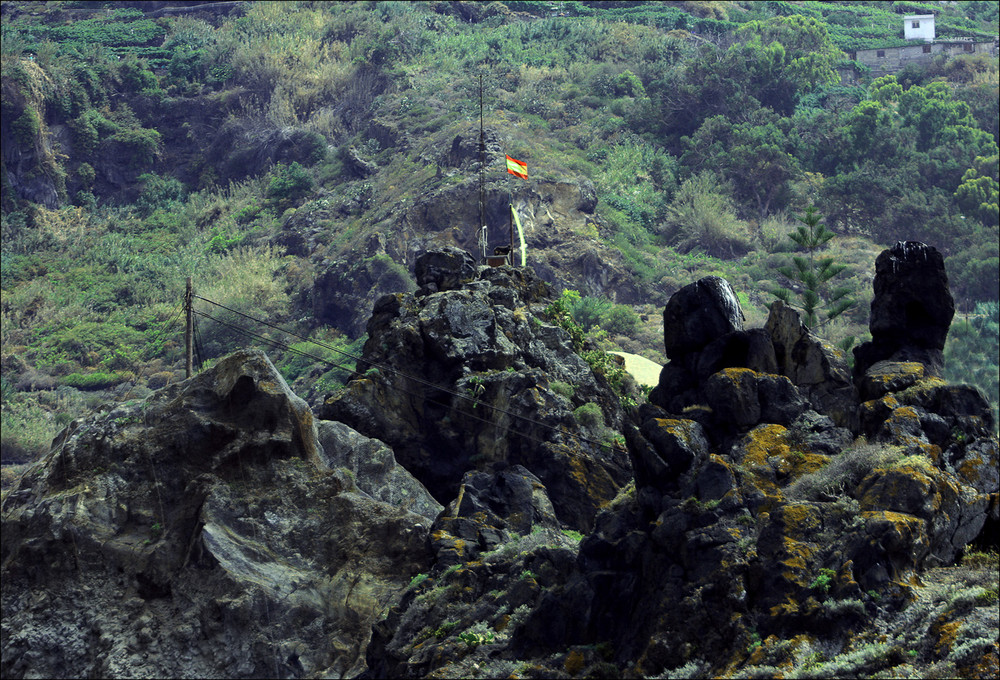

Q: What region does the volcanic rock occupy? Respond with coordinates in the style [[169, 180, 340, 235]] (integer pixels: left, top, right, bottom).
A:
[[662, 276, 745, 361], [854, 241, 955, 379], [0, 349, 435, 678]]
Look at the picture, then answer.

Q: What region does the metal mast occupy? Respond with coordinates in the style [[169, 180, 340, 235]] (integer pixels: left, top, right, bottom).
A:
[[478, 74, 487, 262]]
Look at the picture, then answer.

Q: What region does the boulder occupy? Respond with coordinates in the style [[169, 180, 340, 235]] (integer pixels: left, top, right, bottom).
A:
[[317, 420, 443, 521], [854, 241, 954, 379], [766, 299, 858, 432], [663, 276, 745, 361], [429, 464, 562, 565], [413, 246, 478, 293], [321, 251, 634, 531]]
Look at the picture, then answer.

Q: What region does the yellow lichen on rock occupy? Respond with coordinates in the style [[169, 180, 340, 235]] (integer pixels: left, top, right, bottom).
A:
[[736, 424, 789, 468]]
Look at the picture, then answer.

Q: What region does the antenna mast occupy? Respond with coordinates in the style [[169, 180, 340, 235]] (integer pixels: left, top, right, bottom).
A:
[[478, 74, 487, 262]]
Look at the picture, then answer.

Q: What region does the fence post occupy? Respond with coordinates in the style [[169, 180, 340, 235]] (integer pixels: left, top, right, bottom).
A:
[[185, 277, 193, 379]]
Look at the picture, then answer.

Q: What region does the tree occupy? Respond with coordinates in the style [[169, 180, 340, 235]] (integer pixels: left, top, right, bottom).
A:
[[771, 204, 855, 328], [944, 300, 999, 432], [955, 154, 1000, 227]]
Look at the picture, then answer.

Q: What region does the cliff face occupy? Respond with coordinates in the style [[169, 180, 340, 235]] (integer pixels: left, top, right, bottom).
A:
[[2, 243, 997, 679]]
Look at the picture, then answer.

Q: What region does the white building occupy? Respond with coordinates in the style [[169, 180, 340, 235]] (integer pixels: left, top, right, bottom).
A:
[[904, 14, 936, 42]]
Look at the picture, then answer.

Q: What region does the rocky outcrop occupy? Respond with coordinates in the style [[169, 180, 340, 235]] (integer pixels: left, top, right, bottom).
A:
[[649, 277, 851, 437], [1, 349, 435, 678], [3, 245, 997, 680], [313, 249, 417, 338], [854, 241, 955, 379], [319, 250, 634, 532]]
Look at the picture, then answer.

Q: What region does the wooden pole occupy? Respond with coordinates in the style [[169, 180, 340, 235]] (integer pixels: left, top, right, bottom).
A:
[[185, 277, 193, 378], [509, 201, 514, 264]]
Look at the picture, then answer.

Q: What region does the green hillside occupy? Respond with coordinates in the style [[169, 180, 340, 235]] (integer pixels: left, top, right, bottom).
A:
[[2, 0, 998, 462]]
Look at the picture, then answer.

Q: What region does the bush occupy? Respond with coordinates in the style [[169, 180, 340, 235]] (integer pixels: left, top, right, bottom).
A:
[[570, 295, 612, 332], [573, 402, 604, 429], [135, 173, 187, 216], [267, 162, 313, 205], [786, 439, 905, 500], [62, 371, 128, 390], [107, 126, 162, 167], [661, 172, 753, 258], [194, 246, 292, 358]]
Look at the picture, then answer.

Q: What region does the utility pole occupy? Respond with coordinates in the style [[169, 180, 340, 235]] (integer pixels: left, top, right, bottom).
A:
[[185, 277, 193, 378]]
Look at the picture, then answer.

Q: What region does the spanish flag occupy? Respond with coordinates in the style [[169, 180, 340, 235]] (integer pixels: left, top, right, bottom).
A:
[[506, 155, 527, 180]]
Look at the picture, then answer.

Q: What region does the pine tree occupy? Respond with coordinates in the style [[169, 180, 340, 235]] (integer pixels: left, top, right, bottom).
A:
[[771, 204, 855, 329]]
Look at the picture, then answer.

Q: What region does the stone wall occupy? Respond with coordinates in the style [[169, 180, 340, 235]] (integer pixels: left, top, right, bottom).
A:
[[838, 39, 999, 81]]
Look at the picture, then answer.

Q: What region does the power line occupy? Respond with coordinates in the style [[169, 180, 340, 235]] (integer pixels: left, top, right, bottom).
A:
[[192, 308, 591, 453], [191, 303, 626, 456], [193, 294, 600, 436]]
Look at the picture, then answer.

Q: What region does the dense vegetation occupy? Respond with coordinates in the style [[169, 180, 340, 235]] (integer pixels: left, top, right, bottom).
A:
[[1, 0, 997, 464]]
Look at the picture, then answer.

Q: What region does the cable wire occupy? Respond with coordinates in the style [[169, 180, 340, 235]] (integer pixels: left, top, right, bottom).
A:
[[192, 295, 626, 453], [192, 307, 624, 455]]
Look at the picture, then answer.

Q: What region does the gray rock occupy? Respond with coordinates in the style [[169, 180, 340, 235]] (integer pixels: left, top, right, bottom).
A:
[[0, 349, 433, 679], [414, 246, 478, 292], [317, 420, 443, 521], [766, 299, 858, 432], [639, 417, 710, 480]]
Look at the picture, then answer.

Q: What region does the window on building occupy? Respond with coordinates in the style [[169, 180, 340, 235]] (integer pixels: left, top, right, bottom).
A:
[[877, 50, 886, 58], [912, 20, 920, 28], [923, 44, 932, 53], [964, 43, 974, 52]]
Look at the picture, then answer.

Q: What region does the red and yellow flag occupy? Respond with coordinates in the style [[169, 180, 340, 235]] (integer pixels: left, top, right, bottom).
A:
[[506, 155, 527, 180]]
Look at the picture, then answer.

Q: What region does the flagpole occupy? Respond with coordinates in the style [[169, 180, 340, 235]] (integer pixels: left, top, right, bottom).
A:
[[508, 179, 514, 265]]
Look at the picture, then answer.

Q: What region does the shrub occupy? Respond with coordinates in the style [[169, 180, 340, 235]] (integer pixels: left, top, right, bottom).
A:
[[194, 246, 292, 358], [569, 295, 612, 332], [550, 381, 575, 400], [785, 439, 905, 500], [62, 371, 128, 390], [107, 126, 162, 167], [267, 162, 313, 205], [135, 173, 187, 216], [573, 402, 604, 429], [12, 106, 41, 145], [661, 172, 753, 258]]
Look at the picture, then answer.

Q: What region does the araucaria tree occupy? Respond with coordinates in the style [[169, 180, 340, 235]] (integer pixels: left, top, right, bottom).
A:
[[772, 205, 854, 328]]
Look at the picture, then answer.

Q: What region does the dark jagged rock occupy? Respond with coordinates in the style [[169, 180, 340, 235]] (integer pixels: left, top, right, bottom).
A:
[[854, 241, 955, 379], [429, 464, 562, 566], [413, 245, 478, 293], [651, 290, 848, 439], [766, 299, 858, 431], [320, 249, 634, 532], [662, 276, 745, 361], [4, 247, 998, 680], [313, 251, 417, 337], [0, 350, 435, 679]]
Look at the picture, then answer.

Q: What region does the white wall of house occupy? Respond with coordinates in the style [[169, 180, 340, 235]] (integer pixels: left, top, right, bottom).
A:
[[904, 14, 936, 42]]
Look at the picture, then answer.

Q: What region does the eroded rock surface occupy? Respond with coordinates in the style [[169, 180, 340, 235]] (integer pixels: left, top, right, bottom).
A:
[[854, 241, 955, 379], [1, 350, 434, 679], [3, 244, 997, 680], [319, 251, 634, 532]]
